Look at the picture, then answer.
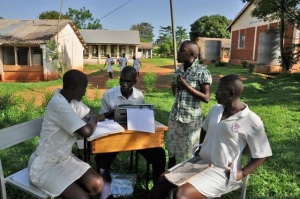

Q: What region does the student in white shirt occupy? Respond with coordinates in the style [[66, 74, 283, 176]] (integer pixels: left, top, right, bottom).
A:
[[119, 53, 128, 71], [28, 70, 105, 199], [103, 54, 115, 79], [132, 55, 142, 77], [148, 74, 272, 199], [95, 66, 166, 199]]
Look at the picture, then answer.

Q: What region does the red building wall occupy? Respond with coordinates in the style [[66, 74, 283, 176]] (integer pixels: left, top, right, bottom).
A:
[[230, 22, 296, 65]]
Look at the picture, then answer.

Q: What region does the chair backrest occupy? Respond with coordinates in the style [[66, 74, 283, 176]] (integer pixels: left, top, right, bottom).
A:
[[0, 118, 43, 150], [0, 118, 44, 199]]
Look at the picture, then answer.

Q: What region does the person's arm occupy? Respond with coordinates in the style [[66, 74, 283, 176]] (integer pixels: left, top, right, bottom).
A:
[[76, 113, 105, 138], [226, 157, 268, 181], [82, 110, 94, 122], [178, 75, 211, 103], [139, 60, 142, 66]]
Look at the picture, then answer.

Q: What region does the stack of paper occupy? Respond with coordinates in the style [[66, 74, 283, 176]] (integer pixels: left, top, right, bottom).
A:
[[87, 120, 125, 141]]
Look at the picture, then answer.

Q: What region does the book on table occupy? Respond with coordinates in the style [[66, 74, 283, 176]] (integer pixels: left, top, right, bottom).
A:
[[87, 119, 125, 141], [165, 156, 211, 186]]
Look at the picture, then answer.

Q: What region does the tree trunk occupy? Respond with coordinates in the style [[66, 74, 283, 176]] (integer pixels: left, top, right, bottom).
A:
[[280, 4, 287, 73]]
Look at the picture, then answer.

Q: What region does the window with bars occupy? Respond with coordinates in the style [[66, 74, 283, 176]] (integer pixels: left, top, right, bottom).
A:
[[17, 47, 29, 65], [2, 46, 43, 66], [239, 33, 245, 49]]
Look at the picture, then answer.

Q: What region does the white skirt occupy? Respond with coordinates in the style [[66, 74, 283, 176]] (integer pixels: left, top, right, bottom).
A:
[[28, 153, 90, 196], [187, 165, 240, 198]]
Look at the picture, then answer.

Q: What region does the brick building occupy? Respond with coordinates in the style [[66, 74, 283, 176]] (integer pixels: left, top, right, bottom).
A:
[[227, 2, 300, 73]]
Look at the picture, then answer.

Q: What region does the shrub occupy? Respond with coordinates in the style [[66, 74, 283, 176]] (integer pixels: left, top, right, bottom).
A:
[[143, 72, 157, 93], [105, 79, 119, 89], [241, 60, 248, 68], [214, 61, 227, 67], [248, 63, 255, 73]]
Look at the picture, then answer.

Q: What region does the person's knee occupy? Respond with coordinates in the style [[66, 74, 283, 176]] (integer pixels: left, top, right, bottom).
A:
[[176, 186, 188, 199], [91, 175, 104, 194]]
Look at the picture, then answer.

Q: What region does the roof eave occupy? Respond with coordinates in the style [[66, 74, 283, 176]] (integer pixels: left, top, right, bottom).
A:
[[226, 2, 252, 31]]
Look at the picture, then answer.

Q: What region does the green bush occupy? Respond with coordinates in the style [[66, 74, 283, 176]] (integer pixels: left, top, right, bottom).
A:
[[214, 61, 227, 67], [143, 72, 157, 93], [105, 79, 119, 89], [241, 60, 248, 68], [248, 63, 255, 73]]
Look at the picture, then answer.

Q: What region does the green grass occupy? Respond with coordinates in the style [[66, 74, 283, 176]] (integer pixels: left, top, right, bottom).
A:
[[140, 57, 174, 67], [1, 64, 300, 198]]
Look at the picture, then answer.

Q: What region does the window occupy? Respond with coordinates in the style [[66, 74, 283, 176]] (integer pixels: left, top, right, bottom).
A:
[[2, 46, 15, 65], [83, 48, 88, 58], [31, 47, 43, 66], [119, 45, 126, 57], [100, 45, 107, 57], [129, 46, 135, 57], [92, 45, 98, 57], [17, 47, 29, 65], [111, 45, 117, 57], [239, 32, 245, 49]]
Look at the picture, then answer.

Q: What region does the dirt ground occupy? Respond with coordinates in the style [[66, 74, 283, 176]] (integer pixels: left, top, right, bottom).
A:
[[21, 63, 221, 105], [85, 63, 175, 99]]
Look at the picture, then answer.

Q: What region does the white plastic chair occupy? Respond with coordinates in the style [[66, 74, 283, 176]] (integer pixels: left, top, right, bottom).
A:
[[167, 144, 251, 199]]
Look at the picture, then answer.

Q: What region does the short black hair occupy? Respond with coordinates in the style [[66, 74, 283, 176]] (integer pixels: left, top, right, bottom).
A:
[[63, 69, 87, 89], [220, 75, 244, 96], [180, 40, 200, 58], [121, 66, 137, 79]]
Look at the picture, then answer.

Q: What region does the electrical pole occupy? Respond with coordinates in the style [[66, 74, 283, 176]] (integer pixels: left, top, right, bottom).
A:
[[170, 0, 177, 70]]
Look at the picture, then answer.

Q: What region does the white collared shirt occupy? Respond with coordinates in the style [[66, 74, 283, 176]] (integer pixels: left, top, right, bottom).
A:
[[99, 86, 144, 114], [200, 104, 272, 169]]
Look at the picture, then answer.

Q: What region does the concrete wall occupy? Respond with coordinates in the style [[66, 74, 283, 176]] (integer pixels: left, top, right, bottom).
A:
[[57, 24, 84, 70]]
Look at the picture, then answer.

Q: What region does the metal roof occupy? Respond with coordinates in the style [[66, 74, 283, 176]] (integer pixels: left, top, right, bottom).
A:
[[79, 29, 140, 45], [0, 19, 86, 47], [138, 42, 153, 49], [196, 37, 231, 48]]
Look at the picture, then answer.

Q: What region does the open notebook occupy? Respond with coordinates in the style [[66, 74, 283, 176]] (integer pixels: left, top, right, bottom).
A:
[[87, 120, 125, 141], [165, 156, 211, 186]]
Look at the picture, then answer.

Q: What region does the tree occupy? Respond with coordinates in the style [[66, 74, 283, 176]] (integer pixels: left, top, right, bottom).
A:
[[38, 10, 70, 20], [158, 43, 171, 57], [130, 22, 154, 42], [156, 26, 173, 45], [38, 8, 102, 30], [0, 16, 4, 19], [241, 0, 300, 72], [176, 26, 189, 43], [67, 7, 102, 29], [189, 14, 232, 41]]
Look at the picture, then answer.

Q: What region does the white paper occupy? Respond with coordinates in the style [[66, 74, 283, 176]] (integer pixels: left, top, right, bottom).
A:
[[127, 108, 155, 133], [87, 119, 124, 141]]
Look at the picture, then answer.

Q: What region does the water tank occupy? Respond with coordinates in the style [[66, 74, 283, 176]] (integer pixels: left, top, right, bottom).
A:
[[205, 40, 221, 61], [257, 32, 280, 65]]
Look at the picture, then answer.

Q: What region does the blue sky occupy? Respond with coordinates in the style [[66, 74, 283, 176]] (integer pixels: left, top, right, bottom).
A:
[[0, 0, 246, 40]]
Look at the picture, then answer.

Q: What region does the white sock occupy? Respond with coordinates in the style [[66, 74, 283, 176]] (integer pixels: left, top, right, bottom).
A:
[[100, 169, 112, 199]]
